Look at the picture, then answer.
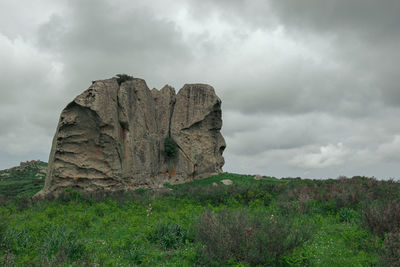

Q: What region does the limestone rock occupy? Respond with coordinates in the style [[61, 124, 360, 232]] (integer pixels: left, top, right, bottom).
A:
[[4, 160, 46, 172], [254, 174, 262, 180], [221, 179, 232, 185], [171, 84, 225, 181], [35, 77, 226, 199]]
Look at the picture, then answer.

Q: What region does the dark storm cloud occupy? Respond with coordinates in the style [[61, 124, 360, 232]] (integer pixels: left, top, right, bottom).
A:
[[188, 0, 400, 110], [190, 0, 400, 40], [183, 0, 400, 178], [269, 0, 400, 40], [221, 60, 380, 117], [36, 0, 192, 93], [0, 0, 193, 168], [268, 0, 400, 107], [223, 112, 318, 155], [1, 0, 400, 179], [0, 30, 62, 166]]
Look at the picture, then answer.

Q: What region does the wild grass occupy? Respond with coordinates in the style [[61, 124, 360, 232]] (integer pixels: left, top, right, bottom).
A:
[[0, 171, 399, 266]]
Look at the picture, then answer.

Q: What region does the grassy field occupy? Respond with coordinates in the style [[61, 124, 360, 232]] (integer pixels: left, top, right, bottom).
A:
[[1, 168, 399, 266]]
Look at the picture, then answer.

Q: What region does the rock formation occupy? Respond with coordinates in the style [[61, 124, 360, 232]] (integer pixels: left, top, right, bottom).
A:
[[35, 76, 225, 198], [1, 160, 47, 180], [3, 160, 46, 173]]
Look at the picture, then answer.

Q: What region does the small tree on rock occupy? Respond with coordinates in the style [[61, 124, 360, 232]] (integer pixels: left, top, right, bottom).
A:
[[115, 74, 134, 85], [162, 137, 178, 162]]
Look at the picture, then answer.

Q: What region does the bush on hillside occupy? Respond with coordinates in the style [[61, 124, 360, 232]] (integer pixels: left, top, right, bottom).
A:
[[362, 200, 400, 239], [382, 231, 400, 266], [195, 208, 313, 266], [170, 182, 280, 206]]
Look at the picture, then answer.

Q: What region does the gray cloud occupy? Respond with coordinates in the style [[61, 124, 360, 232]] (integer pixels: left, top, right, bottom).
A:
[[1, 0, 400, 179], [186, 0, 400, 110], [268, 0, 400, 109], [269, 0, 400, 40], [36, 0, 193, 92]]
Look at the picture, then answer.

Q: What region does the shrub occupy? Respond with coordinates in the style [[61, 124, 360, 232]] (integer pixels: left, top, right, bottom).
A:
[[382, 231, 400, 266], [0, 218, 6, 248], [362, 200, 400, 238], [169, 183, 281, 206], [337, 207, 360, 224], [56, 188, 93, 204], [162, 137, 178, 162], [278, 177, 400, 213], [195, 208, 313, 266], [115, 74, 134, 85], [87, 189, 152, 205], [13, 194, 34, 211], [148, 222, 190, 250]]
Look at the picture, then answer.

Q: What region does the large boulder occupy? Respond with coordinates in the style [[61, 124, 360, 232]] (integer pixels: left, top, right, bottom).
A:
[[35, 76, 225, 198]]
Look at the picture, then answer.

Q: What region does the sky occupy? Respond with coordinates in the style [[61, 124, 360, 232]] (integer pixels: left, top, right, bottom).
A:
[[1, 0, 400, 179]]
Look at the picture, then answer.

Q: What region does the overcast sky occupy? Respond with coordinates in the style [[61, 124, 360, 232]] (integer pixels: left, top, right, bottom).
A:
[[1, 0, 400, 179]]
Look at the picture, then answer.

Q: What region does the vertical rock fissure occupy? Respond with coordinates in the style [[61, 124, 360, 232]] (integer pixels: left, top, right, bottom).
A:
[[116, 83, 124, 171], [168, 97, 176, 138], [175, 142, 196, 178], [165, 96, 176, 176]]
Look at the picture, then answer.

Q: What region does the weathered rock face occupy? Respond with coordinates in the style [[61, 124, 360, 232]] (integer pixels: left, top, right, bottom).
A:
[[35, 77, 225, 198]]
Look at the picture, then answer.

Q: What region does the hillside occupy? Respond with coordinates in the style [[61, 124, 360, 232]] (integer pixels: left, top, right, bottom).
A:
[[0, 160, 47, 198], [1, 168, 400, 266]]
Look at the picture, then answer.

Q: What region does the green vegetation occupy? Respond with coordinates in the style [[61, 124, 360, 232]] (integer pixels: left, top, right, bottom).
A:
[[115, 74, 134, 85], [1, 171, 399, 266], [162, 137, 178, 162], [0, 162, 46, 199]]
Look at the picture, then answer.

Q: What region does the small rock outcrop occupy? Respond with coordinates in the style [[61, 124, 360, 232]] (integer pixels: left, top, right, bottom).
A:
[[35, 76, 226, 198], [254, 174, 262, 180], [4, 160, 46, 172], [220, 179, 233, 185], [1, 160, 47, 179]]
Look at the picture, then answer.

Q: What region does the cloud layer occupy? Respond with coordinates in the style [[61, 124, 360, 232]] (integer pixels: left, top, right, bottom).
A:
[[1, 0, 399, 179]]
